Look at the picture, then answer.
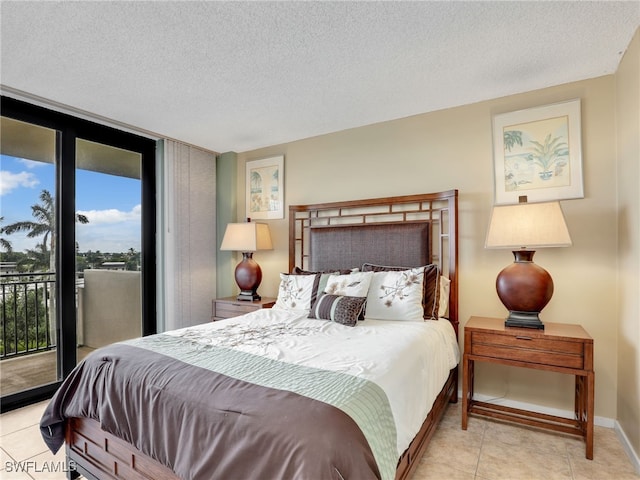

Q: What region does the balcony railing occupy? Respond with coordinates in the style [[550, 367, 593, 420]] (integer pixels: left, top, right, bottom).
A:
[[0, 272, 56, 359]]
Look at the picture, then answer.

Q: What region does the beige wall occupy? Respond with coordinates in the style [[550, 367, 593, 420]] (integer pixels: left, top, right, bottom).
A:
[[228, 40, 637, 448], [235, 74, 619, 421], [616, 29, 640, 460]]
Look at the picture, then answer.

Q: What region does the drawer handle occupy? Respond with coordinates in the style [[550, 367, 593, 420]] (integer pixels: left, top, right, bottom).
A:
[[516, 336, 533, 340]]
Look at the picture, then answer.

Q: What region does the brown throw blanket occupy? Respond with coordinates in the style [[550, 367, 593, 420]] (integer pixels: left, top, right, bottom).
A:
[[40, 339, 392, 480]]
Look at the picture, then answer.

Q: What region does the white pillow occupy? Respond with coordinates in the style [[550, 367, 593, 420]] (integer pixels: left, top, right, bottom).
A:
[[273, 273, 318, 311], [365, 267, 425, 321], [439, 275, 450, 318], [323, 271, 374, 297]]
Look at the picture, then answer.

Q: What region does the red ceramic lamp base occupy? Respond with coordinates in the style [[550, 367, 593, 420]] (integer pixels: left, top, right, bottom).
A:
[[496, 250, 553, 329], [235, 252, 263, 301]]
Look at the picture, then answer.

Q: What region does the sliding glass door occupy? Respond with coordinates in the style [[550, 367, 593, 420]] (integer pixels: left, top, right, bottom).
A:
[[0, 117, 60, 396], [75, 139, 143, 361], [0, 96, 156, 411]]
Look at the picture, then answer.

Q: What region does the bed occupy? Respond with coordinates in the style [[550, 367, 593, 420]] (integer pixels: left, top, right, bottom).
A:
[[40, 189, 459, 480]]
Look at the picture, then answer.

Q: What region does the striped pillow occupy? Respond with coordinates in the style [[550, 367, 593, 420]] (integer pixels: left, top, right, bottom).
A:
[[309, 294, 367, 327]]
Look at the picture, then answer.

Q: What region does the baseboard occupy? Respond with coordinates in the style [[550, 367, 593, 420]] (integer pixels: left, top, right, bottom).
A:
[[458, 390, 640, 474], [615, 420, 640, 475]]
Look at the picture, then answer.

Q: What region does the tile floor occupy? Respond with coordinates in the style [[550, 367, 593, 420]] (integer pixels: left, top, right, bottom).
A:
[[0, 400, 638, 479]]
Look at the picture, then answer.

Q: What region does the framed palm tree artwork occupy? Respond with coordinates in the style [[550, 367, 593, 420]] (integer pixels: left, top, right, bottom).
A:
[[492, 99, 583, 204], [246, 155, 284, 219]]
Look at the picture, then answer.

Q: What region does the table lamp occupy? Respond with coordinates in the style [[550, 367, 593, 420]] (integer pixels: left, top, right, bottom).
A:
[[220, 222, 273, 301], [485, 200, 572, 329]]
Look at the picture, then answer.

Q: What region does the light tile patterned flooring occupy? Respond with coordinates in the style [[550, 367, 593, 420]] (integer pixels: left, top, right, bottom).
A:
[[0, 399, 638, 479]]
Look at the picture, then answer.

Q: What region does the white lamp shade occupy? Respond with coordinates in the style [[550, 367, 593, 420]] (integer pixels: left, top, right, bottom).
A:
[[485, 201, 572, 249], [220, 223, 273, 252]]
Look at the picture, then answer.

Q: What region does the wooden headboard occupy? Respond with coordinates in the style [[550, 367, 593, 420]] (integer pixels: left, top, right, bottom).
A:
[[289, 190, 458, 334]]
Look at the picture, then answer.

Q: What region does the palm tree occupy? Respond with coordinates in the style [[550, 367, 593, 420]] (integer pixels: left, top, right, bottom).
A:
[[2, 189, 89, 270], [3, 189, 89, 342], [503, 130, 523, 152], [0, 216, 13, 253], [17, 242, 49, 272]]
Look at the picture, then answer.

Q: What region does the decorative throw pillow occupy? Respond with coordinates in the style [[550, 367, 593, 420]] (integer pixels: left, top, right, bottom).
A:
[[438, 275, 451, 318], [309, 294, 367, 327], [291, 266, 353, 275], [323, 271, 374, 297], [364, 267, 425, 321], [273, 273, 318, 311], [290, 267, 344, 309], [362, 263, 440, 319]]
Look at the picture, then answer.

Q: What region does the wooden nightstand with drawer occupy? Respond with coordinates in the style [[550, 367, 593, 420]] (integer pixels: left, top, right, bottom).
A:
[[462, 316, 594, 459], [212, 296, 276, 321]]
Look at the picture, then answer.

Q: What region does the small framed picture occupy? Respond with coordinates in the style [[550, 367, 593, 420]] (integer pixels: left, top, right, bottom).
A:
[[246, 155, 284, 219], [492, 99, 583, 204]]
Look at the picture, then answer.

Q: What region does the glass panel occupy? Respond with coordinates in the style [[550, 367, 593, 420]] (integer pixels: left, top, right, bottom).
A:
[[75, 139, 142, 360], [0, 117, 59, 395]]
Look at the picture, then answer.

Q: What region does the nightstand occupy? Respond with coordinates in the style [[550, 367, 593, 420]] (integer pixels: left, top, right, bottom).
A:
[[462, 316, 594, 459], [211, 296, 276, 321]]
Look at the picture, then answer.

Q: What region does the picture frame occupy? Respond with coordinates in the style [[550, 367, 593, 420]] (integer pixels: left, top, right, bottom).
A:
[[492, 99, 583, 204], [246, 155, 284, 219]]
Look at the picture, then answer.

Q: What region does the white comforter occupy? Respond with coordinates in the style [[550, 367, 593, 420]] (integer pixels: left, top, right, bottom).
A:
[[165, 308, 460, 456]]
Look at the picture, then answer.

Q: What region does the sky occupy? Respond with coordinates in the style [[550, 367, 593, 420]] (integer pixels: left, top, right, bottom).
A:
[[1, 155, 141, 253]]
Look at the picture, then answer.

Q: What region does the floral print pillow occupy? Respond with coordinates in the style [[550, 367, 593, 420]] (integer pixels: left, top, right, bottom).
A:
[[365, 267, 425, 321], [273, 273, 318, 311], [323, 271, 374, 297]]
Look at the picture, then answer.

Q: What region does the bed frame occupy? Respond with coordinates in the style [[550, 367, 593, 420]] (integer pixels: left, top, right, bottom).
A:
[[65, 190, 459, 480], [289, 190, 459, 480]]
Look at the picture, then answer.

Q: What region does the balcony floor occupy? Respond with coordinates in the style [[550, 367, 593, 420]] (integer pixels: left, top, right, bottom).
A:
[[0, 347, 94, 396]]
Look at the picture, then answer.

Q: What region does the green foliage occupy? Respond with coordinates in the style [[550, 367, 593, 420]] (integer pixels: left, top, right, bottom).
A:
[[527, 134, 569, 171], [0, 216, 12, 253], [503, 130, 523, 152], [0, 286, 51, 356], [17, 243, 50, 272]]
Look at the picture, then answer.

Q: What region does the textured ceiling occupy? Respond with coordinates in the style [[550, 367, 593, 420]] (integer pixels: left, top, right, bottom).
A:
[[1, 1, 638, 153]]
